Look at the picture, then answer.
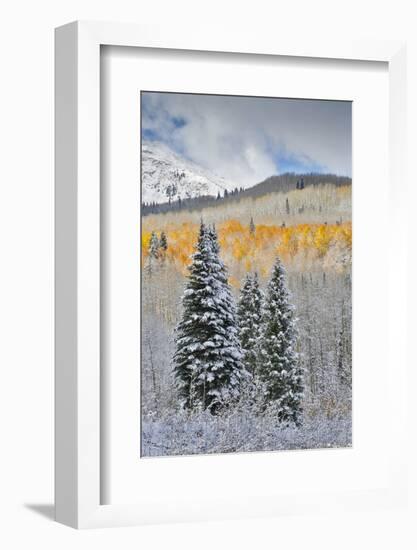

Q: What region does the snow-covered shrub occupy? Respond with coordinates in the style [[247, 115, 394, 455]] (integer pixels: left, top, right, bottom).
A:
[[141, 406, 351, 457]]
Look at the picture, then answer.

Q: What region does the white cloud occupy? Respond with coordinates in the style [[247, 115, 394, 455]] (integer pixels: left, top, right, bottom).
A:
[[142, 92, 351, 187]]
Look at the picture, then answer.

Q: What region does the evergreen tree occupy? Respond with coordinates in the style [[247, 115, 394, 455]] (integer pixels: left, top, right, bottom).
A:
[[249, 216, 256, 235], [259, 257, 303, 423], [148, 231, 160, 259], [336, 299, 352, 388], [159, 231, 168, 252], [145, 230, 161, 277], [173, 223, 244, 413], [285, 197, 290, 216], [238, 272, 263, 376]]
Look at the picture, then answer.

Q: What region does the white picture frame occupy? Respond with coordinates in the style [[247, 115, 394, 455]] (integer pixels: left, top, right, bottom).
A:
[[55, 21, 407, 529]]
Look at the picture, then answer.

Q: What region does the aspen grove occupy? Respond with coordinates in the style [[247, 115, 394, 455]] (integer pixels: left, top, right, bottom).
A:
[[141, 203, 352, 456]]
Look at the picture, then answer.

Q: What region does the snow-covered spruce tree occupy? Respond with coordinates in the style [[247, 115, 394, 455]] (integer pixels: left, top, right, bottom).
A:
[[238, 272, 263, 376], [337, 298, 352, 389], [145, 230, 161, 278], [149, 231, 160, 259], [159, 231, 168, 252], [259, 257, 303, 424], [173, 222, 244, 414]]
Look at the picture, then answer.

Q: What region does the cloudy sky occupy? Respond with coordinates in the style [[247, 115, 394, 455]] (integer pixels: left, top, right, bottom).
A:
[[141, 91, 351, 187]]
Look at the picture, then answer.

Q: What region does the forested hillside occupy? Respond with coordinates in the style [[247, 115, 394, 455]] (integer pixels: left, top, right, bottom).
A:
[[142, 172, 351, 216], [141, 182, 352, 456]]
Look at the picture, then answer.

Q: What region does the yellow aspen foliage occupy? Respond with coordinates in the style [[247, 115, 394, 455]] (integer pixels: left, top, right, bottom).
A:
[[142, 232, 151, 257], [314, 225, 332, 256], [142, 220, 352, 280]]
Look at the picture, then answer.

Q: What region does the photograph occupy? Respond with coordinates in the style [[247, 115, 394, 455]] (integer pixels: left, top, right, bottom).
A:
[[140, 91, 352, 457], [0, 2, 410, 543]]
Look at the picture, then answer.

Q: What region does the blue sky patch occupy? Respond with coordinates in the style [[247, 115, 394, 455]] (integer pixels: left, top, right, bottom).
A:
[[142, 128, 159, 141], [274, 150, 326, 175], [171, 116, 186, 129]]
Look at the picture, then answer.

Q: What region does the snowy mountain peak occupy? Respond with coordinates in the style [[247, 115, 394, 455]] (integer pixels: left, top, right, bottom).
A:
[[141, 140, 236, 204]]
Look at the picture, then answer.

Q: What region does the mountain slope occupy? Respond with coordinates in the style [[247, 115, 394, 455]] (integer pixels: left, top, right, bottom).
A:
[[141, 140, 236, 204], [142, 171, 351, 216]]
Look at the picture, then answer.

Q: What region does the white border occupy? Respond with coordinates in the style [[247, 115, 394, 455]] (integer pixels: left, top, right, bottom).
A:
[[55, 21, 407, 528], [103, 47, 390, 505]]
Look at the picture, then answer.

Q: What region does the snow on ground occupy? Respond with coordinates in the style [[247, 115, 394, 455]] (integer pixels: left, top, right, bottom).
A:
[[141, 409, 351, 457]]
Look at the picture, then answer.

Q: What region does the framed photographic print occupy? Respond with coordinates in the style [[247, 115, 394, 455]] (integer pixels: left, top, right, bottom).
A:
[[139, 91, 352, 457], [55, 21, 408, 528]]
